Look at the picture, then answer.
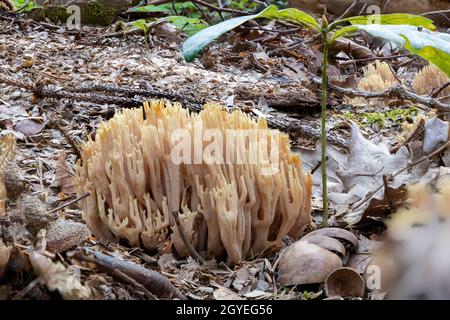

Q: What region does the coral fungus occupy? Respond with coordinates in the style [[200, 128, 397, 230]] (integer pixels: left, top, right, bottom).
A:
[[76, 101, 311, 263]]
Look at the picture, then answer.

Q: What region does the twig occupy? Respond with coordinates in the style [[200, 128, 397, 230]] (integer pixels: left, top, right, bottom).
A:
[[113, 269, 158, 300], [47, 119, 82, 159], [390, 118, 425, 154], [192, 2, 210, 22], [336, 53, 412, 64], [12, 277, 40, 300], [171, 211, 206, 265], [14, 0, 32, 13], [72, 248, 186, 300], [421, 10, 450, 22], [335, 0, 358, 22], [382, 0, 391, 13], [431, 81, 450, 98], [396, 56, 418, 68], [311, 76, 450, 111], [47, 192, 90, 214], [311, 157, 330, 174]]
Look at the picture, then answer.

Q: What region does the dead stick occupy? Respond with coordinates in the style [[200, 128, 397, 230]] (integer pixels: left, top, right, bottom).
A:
[[47, 119, 82, 159], [112, 269, 158, 300], [47, 192, 90, 214], [310, 76, 450, 111], [73, 248, 186, 300], [172, 211, 206, 265], [12, 277, 40, 300], [431, 81, 450, 98]]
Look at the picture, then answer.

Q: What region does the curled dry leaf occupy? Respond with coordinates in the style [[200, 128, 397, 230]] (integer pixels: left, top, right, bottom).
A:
[[276, 228, 359, 286], [301, 235, 346, 258], [0, 240, 12, 279], [277, 241, 343, 286], [212, 282, 245, 300], [302, 228, 359, 251], [325, 267, 365, 298], [29, 250, 92, 300], [50, 152, 76, 194]]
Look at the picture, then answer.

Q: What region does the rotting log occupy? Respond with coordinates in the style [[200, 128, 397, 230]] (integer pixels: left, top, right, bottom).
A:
[[30, 0, 140, 26]]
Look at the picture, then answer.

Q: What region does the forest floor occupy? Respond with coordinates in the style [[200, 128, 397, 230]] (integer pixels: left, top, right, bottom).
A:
[[0, 8, 449, 300]]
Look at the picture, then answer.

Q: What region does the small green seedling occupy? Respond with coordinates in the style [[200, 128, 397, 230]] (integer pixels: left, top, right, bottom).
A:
[[182, 5, 450, 226]]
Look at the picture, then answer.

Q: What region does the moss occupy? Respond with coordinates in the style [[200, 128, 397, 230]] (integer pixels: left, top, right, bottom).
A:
[[301, 291, 316, 300], [83, 0, 115, 26], [29, 0, 126, 26], [341, 106, 418, 129], [39, 6, 71, 24]]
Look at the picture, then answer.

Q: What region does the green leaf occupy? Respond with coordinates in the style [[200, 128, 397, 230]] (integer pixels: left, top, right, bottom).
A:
[[276, 8, 321, 30], [131, 19, 148, 33], [330, 25, 358, 43], [128, 2, 201, 18], [167, 16, 209, 36], [128, 4, 172, 13], [182, 5, 321, 62], [183, 5, 279, 62], [354, 24, 450, 77], [402, 37, 450, 77], [336, 13, 435, 30], [11, 0, 40, 11]]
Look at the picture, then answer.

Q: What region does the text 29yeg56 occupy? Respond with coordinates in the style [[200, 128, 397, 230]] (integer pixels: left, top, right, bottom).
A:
[[1, 0, 450, 311]]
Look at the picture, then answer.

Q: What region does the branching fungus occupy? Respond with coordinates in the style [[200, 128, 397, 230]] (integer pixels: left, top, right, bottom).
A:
[[76, 101, 312, 263]]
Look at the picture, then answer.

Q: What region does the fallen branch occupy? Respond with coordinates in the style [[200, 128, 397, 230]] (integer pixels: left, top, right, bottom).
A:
[[72, 248, 186, 300], [112, 269, 158, 300], [0, 75, 348, 148], [70, 81, 204, 108], [311, 76, 450, 111], [431, 81, 450, 98], [0, 75, 204, 111]]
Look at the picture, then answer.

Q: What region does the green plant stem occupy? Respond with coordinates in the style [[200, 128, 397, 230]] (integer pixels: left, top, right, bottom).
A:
[[321, 31, 329, 227]]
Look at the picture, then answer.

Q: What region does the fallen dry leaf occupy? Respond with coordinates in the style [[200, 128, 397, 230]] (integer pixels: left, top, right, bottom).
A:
[[13, 119, 46, 136], [29, 250, 93, 300], [50, 152, 76, 194], [212, 283, 245, 300], [0, 240, 12, 279]]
